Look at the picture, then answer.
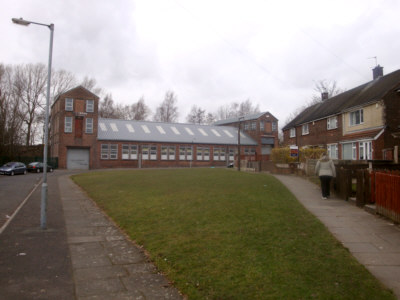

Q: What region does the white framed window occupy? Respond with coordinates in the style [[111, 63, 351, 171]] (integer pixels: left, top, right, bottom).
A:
[[244, 123, 249, 130], [187, 146, 192, 160], [85, 118, 93, 133], [161, 146, 168, 160], [327, 116, 338, 130], [290, 128, 296, 138], [101, 144, 109, 159], [179, 146, 192, 160], [213, 147, 221, 161], [259, 121, 264, 131], [342, 142, 356, 160], [150, 145, 157, 160], [302, 124, 309, 135], [272, 121, 277, 132], [350, 109, 364, 126], [229, 148, 235, 161], [220, 148, 226, 161], [86, 100, 94, 112], [65, 98, 73, 111], [65, 117, 72, 133], [179, 146, 186, 160], [141, 145, 149, 160], [327, 144, 338, 159], [122, 144, 138, 160], [122, 145, 129, 159], [197, 147, 203, 161], [161, 146, 175, 160], [251, 122, 256, 130], [110, 144, 118, 159], [204, 147, 210, 161], [169, 146, 175, 160], [359, 141, 372, 160]]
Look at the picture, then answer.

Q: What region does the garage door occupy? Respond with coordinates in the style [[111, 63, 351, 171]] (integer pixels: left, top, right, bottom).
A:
[[67, 148, 90, 170]]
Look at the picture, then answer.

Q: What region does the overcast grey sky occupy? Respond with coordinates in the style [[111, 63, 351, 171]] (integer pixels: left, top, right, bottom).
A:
[[2, 0, 400, 125]]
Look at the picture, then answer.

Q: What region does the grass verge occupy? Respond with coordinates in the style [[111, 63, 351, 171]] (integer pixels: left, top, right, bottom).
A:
[[72, 168, 394, 299]]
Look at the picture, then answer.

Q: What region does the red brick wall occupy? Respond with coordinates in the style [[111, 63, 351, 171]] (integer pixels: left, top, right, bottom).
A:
[[95, 142, 255, 169], [50, 87, 99, 169]]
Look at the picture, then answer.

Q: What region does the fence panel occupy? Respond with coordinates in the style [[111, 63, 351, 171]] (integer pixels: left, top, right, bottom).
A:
[[374, 171, 400, 223]]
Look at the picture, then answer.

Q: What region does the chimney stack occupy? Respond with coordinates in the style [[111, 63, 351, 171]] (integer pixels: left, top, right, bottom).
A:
[[321, 92, 329, 101], [372, 65, 384, 80]]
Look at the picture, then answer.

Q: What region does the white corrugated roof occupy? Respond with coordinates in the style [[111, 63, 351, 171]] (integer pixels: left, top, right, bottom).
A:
[[97, 119, 257, 145]]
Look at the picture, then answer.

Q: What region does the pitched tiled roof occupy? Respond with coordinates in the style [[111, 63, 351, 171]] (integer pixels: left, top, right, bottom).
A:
[[282, 69, 400, 130], [97, 118, 258, 146]]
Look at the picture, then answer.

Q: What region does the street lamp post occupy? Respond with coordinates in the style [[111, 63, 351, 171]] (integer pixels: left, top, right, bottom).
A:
[[12, 17, 54, 230], [237, 116, 244, 171]]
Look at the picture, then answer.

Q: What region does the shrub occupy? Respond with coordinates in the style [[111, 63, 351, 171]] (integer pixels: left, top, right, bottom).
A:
[[271, 147, 326, 164]]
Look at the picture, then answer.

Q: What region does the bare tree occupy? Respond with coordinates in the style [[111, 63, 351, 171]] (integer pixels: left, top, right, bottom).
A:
[[186, 105, 206, 124], [0, 64, 24, 155], [80, 76, 103, 96], [153, 91, 179, 122], [238, 99, 260, 116], [216, 99, 260, 120], [205, 112, 217, 125], [311, 80, 343, 103], [283, 80, 344, 127], [13, 64, 47, 146], [129, 97, 150, 120], [99, 93, 117, 118], [51, 69, 77, 101]]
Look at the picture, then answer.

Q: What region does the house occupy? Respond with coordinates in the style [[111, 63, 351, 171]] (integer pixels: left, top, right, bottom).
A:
[[282, 66, 400, 161], [50, 86, 277, 169]]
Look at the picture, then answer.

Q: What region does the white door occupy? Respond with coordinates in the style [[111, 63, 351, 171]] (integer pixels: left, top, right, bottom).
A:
[[67, 148, 90, 169]]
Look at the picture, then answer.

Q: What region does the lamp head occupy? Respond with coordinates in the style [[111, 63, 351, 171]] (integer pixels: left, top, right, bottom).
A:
[[12, 18, 31, 26]]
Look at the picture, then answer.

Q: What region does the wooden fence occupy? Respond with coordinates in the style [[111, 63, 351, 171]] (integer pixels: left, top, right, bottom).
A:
[[373, 171, 400, 223], [334, 162, 400, 204]]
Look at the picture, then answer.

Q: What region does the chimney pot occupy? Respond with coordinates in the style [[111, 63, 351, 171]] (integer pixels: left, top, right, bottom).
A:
[[373, 65, 384, 80], [321, 92, 329, 101]]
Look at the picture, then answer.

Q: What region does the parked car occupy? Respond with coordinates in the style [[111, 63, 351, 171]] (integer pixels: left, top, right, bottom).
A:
[[27, 162, 54, 173], [0, 162, 27, 176]]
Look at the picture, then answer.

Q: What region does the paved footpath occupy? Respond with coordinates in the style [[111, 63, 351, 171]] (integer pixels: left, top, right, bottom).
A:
[[274, 174, 400, 299], [59, 174, 183, 300]]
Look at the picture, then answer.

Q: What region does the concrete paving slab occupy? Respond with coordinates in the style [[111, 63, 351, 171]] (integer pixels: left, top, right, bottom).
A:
[[58, 175, 183, 300], [75, 278, 126, 297], [78, 290, 145, 300], [74, 265, 128, 281]]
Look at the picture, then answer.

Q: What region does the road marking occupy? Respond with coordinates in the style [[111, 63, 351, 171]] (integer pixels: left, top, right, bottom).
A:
[[0, 179, 42, 235]]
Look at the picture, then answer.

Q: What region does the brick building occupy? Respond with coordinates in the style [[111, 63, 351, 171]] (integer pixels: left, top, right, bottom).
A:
[[214, 112, 279, 161], [50, 86, 278, 169], [282, 66, 400, 160]]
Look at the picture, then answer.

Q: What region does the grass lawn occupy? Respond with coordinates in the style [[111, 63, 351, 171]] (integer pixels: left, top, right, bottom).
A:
[[72, 168, 394, 299]]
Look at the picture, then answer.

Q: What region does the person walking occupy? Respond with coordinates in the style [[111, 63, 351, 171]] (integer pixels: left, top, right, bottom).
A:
[[315, 153, 336, 199]]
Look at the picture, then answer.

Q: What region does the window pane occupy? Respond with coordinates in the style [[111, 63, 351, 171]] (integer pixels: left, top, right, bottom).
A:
[[150, 145, 157, 160], [130, 145, 138, 160], [110, 144, 118, 159], [86, 118, 93, 133], [101, 144, 109, 159], [122, 144, 129, 159], [169, 146, 175, 160], [65, 117, 72, 133], [86, 100, 94, 112], [65, 98, 73, 111]]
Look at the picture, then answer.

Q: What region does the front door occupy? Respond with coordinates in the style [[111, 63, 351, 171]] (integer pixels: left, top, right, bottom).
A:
[[75, 117, 83, 138]]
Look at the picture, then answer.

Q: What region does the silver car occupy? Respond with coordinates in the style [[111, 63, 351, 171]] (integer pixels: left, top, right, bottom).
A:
[[0, 162, 27, 176]]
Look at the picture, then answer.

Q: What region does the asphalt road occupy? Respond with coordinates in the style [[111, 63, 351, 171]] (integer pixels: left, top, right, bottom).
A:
[[0, 171, 53, 229]]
